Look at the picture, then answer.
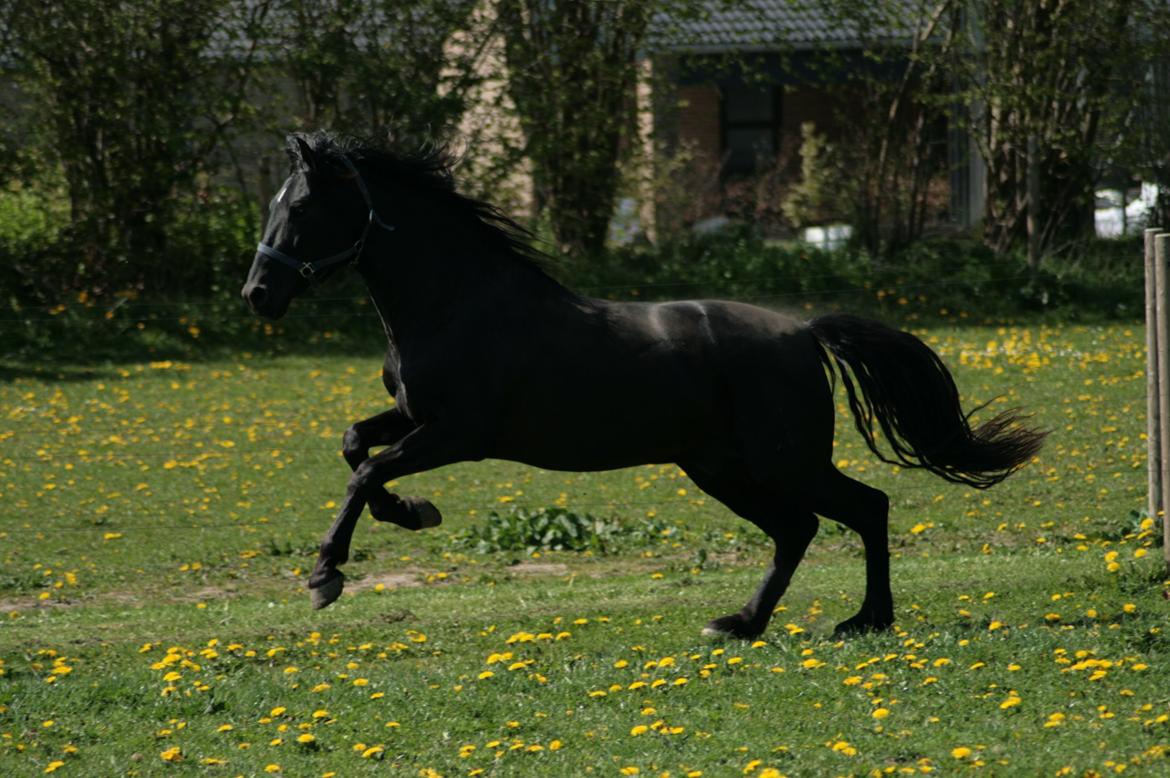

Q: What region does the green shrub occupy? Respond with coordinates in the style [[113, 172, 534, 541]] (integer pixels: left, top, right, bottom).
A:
[[0, 181, 65, 252], [564, 230, 1143, 323], [454, 506, 683, 555]]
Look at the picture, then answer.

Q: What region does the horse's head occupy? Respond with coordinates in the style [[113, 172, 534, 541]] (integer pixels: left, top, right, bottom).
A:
[[242, 134, 390, 319]]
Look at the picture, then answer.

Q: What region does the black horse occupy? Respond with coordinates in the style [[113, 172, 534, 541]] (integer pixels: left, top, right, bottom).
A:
[[242, 131, 1044, 638]]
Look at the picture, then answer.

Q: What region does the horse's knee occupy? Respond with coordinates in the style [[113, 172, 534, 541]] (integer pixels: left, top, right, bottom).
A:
[[342, 426, 364, 459]]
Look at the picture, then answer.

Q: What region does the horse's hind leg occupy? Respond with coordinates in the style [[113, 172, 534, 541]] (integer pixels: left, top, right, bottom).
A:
[[810, 466, 893, 635], [342, 408, 440, 530], [704, 511, 818, 639], [684, 465, 818, 639]]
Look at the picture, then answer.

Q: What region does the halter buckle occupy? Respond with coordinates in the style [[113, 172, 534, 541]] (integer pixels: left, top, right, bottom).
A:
[[299, 263, 316, 279]]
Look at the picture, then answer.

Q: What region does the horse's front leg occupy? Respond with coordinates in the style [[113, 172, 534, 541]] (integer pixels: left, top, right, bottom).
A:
[[310, 424, 469, 610], [341, 407, 432, 528]]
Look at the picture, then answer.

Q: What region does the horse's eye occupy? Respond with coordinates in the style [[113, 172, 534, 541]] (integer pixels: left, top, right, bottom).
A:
[[289, 202, 308, 217]]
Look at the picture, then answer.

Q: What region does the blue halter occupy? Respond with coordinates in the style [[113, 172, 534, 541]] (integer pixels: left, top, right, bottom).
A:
[[256, 156, 395, 280]]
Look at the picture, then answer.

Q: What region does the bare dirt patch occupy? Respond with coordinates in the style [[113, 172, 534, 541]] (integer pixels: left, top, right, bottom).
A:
[[0, 596, 71, 613], [348, 571, 422, 593], [507, 562, 569, 576]]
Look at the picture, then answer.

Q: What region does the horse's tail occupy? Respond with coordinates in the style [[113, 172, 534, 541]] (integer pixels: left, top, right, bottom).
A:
[[808, 313, 1046, 489]]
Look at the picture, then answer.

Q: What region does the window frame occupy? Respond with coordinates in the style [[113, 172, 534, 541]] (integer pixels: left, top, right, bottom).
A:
[[719, 83, 782, 176]]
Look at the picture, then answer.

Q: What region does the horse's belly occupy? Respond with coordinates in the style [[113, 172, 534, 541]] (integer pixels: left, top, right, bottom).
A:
[[490, 399, 718, 473]]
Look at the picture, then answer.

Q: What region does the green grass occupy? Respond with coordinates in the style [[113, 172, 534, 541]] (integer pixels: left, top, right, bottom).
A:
[[2, 320, 1168, 777]]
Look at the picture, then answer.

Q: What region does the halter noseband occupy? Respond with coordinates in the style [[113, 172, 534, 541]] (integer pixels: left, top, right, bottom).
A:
[[256, 156, 396, 280]]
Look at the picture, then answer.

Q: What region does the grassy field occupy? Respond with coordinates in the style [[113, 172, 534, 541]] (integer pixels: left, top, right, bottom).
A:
[[2, 319, 1168, 777]]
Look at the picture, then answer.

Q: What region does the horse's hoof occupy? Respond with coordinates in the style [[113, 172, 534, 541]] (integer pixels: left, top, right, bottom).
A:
[[404, 496, 442, 529], [417, 502, 442, 529], [309, 572, 345, 610], [832, 613, 893, 638], [701, 614, 761, 640]]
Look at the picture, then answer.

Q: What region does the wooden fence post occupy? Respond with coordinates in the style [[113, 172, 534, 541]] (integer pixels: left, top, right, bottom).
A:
[[1157, 232, 1170, 571], [1145, 228, 1162, 523]]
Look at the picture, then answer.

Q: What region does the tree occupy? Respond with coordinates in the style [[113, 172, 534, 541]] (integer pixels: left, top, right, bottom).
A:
[[274, 0, 484, 147], [953, 0, 1138, 264], [806, 0, 1170, 263], [800, 0, 957, 258], [1103, 1, 1170, 231], [497, 0, 654, 256], [1, 0, 271, 296]]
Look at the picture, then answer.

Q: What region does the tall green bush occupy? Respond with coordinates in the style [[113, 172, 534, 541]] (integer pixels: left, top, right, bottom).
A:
[[0, 0, 271, 301], [274, 0, 482, 145]]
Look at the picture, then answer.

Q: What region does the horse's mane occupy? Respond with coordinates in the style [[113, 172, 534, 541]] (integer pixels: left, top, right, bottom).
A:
[[288, 130, 551, 270]]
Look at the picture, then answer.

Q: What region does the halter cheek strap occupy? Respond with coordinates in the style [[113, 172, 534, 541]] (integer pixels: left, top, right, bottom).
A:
[[256, 156, 396, 280]]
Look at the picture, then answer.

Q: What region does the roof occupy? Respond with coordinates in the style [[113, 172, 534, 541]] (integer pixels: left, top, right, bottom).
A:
[[648, 0, 918, 53]]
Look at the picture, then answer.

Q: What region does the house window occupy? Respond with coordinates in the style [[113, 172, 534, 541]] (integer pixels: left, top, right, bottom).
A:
[[721, 84, 778, 175]]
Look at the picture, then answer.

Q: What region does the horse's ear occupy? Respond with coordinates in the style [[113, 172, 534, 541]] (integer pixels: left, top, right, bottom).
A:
[[291, 135, 318, 174]]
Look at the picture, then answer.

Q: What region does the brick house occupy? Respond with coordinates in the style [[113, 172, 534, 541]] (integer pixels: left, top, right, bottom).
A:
[[641, 1, 977, 241]]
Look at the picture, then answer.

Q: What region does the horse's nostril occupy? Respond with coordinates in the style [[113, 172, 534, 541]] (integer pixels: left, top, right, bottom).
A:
[[247, 285, 269, 308]]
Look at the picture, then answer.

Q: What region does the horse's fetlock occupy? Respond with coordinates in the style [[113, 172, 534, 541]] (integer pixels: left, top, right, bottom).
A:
[[318, 540, 339, 560]]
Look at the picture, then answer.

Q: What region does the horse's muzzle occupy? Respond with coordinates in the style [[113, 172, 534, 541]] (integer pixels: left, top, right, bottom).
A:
[[241, 281, 286, 319], [242, 281, 268, 312]]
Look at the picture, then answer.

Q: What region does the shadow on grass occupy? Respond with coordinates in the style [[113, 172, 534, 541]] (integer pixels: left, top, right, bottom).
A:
[[0, 363, 118, 383], [3, 302, 389, 370]]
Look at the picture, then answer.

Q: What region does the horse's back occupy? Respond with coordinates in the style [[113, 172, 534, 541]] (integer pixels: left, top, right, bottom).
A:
[[489, 297, 833, 475]]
